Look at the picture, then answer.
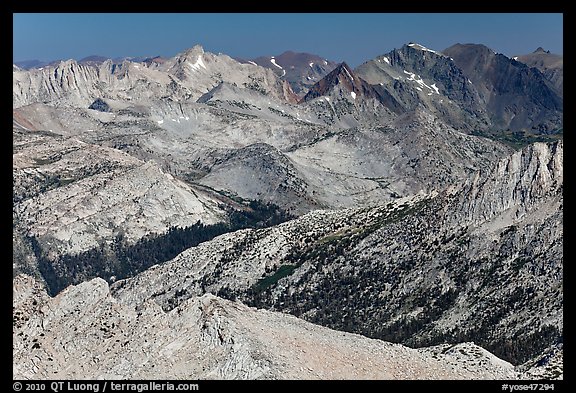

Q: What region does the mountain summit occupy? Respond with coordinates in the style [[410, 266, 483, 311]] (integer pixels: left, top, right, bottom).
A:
[[300, 62, 379, 102], [534, 47, 550, 54]]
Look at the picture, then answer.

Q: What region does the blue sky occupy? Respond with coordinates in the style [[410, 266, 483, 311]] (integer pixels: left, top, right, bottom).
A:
[[13, 13, 563, 67]]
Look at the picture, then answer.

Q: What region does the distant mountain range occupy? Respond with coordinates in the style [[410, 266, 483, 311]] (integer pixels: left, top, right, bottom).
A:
[[14, 55, 155, 69], [13, 41, 563, 380], [14, 45, 562, 133]]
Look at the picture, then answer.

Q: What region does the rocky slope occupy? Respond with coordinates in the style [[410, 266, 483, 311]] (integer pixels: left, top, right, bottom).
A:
[[443, 43, 562, 132], [301, 62, 381, 103], [355, 43, 489, 131], [354, 42, 563, 133], [299, 62, 403, 127], [13, 59, 511, 216], [14, 274, 522, 380], [247, 140, 563, 366], [12, 121, 228, 293], [110, 140, 562, 369], [14, 42, 562, 135], [284, 110, 509, 208]]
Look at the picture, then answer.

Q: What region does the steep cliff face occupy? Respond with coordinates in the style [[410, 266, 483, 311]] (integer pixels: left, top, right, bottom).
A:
[[454, 140, 562, 224], [13, 274, 520, 380], [13, 60, 103, 108]]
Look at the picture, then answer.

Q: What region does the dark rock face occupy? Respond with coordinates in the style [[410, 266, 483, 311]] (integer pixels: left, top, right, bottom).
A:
[[443, 44, 562, 132], [88, 98, 110, 112], [355, 44, 490, 131], [354, 43, 563, 133], [515, 48, 563, 95], [300, 63, 376, 101], [299, 62, 403, 114]]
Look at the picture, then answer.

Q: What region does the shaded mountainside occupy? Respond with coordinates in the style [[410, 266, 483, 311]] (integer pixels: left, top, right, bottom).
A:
[[301, 62, 381, 102], [110, 141, 562, 368], [514, 47, 563, 95], [443, 43, 562, 132], [297, 62, 404, 128], [353, 42, 563, 133], [355, 43, 489, 131], [14, 274, 526, 380], [300, 62, 404, 116]]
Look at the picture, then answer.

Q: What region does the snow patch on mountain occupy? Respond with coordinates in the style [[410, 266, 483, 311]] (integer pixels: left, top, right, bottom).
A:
[[408, 42, 443, 56], [270, 58, 283, 70], [188, 55, 207, 72], [342, 65, 354, 80]]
